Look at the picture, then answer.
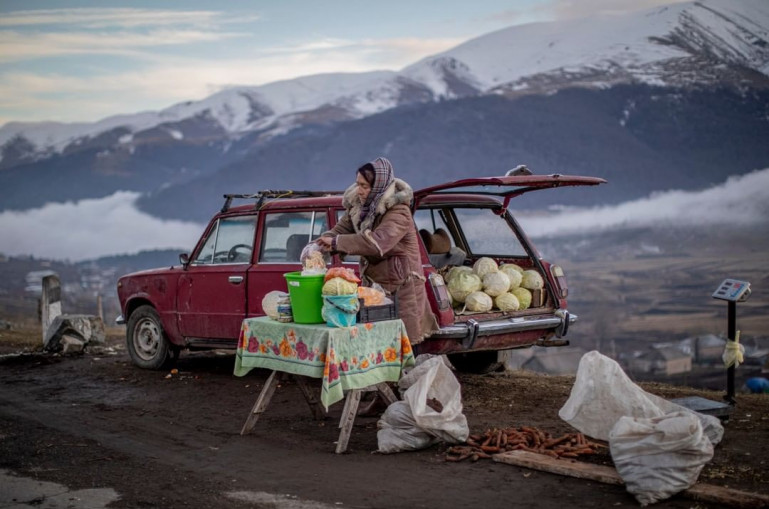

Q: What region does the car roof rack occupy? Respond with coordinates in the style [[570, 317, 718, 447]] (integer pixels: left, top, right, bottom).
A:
[[221, 190, 343, 212]]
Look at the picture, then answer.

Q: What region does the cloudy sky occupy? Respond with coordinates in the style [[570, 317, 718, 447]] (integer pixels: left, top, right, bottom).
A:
[[0, 0, 686, 126]]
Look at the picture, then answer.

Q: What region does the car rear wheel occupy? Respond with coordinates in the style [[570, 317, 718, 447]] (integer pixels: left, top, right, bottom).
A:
[[448, 351, 503, 374], [127, 305, 172, 370]]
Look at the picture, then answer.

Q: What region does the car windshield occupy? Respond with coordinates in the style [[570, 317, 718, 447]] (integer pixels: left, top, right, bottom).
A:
[[413, 206, 528, 257]]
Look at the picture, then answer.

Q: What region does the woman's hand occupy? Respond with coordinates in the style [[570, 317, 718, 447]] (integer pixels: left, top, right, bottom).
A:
[[316, 236, 334, 252]]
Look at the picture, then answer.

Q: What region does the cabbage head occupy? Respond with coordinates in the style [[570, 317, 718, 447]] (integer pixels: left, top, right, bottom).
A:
[[465, 291, 492, 312], [322, 277, 358, 296], [445, 265, 473, 284], [500, 266, 523, 289], [473, 257, 498, 279], [482, 271, 510, 297], [447, 272, 482, 303], [495, 292, 520, 312], [521, 270, 544, 290], [500, 263, 524, 274], [511, 287, 532, 310]]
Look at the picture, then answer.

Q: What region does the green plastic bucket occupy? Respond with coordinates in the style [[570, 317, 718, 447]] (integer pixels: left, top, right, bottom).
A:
[[284, 272, 325, 324]]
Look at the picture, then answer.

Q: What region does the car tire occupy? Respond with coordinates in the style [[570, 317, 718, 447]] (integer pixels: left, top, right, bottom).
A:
[[448, 351, 503, 374], [126, 305, 172, 370]]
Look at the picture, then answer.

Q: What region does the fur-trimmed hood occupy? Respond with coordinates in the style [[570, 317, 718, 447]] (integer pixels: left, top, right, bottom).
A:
[[342, 178, 414, 233]]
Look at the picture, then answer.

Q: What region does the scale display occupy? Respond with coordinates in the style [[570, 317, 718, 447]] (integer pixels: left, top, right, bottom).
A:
[[712, 279, 751, 302]]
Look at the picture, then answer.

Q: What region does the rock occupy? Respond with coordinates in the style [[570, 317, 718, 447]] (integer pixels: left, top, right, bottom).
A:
[[43, 315, 106, 352]]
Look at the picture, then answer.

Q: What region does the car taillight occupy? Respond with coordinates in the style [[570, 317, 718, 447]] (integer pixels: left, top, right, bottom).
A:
[[551, 265, 568, 298], [428, 273, 451, 311]]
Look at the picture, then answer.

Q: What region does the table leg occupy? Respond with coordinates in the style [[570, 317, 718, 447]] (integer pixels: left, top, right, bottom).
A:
[[294, 375, 326, 421], [240, 370, 280, 435], [375, 382, 398, 405], [335, 389, 362, 454]]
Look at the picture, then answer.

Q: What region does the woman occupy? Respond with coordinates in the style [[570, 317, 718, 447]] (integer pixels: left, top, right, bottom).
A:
[[317, 157, 438, 344]]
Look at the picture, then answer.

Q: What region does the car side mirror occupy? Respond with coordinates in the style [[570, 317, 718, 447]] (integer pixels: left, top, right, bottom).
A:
[[179, 253, 190, 269]]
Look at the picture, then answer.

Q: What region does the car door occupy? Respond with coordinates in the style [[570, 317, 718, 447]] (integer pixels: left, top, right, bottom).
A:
[[247, 209, 330, 317], [177, 214, 256, 342]]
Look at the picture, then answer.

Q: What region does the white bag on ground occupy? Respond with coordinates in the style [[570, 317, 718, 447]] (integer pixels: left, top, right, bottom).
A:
[[377, 355, 469, 452], [377, 401, 438, 453], [558, 351, 723, 445], [610, 411, 714, 506]]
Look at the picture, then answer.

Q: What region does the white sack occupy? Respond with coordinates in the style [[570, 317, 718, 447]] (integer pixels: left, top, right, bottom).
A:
[[610, 412, 714, 506], [376, 401, 437, 453], [558, 351, 723, 445], [377, 355, 469, 452]]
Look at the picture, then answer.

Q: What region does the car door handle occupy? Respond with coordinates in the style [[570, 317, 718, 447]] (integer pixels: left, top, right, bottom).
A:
[[228, 276, 244, 284]]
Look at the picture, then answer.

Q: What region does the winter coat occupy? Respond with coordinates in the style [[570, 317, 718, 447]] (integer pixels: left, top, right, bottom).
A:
[[325, 178, 439, 344]]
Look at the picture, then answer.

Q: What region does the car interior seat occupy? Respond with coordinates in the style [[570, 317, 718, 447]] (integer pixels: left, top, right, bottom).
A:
[[420, 228, 466, 269], [286, 233, 310, 262]]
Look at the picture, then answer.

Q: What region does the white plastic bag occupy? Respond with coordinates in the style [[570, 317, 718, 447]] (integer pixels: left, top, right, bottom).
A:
[[558, 351, 723, 445], [377, 355, 469, 452], [610, 412, 714, 506], [376, 401, 438, 453], [403, 356, 469, 444]]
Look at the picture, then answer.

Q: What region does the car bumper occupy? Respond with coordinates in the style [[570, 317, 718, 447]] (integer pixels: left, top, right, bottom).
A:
[[429, 310, 576, 348], [115, 314, 126, 325]]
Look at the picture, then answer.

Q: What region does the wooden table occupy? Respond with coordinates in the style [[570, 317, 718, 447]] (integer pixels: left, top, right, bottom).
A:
[[234, 316, 414, 453]]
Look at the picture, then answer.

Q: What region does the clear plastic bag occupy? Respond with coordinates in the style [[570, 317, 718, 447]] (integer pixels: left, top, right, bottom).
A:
[[300, 243, 327, 275]]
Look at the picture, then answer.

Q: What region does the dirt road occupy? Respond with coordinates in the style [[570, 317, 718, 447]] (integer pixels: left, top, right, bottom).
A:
[[1, 332, 767, 509]]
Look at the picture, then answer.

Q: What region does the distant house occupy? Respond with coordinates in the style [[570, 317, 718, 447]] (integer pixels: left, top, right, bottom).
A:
[[694, 334, 727, 365], [629, 347, 692, 375], [521, 347, 587, 375]]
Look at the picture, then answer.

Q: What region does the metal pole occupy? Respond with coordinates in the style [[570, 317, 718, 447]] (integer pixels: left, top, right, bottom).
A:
[[725, 300, 736, 405]]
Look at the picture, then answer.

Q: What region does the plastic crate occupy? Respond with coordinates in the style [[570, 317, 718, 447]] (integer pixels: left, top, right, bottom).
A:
[[357, 296, 399, 323]]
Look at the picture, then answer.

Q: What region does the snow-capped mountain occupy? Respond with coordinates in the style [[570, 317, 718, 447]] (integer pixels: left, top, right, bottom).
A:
[[1, 0, 766, 162]]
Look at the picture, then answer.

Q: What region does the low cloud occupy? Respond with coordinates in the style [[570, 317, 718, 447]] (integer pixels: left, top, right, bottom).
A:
[[0, 192, 202, 262], [517, 168, 769, 237], [1, 170, 767, 263]]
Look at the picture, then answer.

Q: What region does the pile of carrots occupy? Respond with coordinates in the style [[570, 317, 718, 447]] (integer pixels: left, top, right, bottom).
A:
[[445, 426, 604, 462]]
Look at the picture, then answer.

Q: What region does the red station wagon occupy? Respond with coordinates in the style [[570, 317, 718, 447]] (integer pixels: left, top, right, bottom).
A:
[[117, 172, 606, 372]]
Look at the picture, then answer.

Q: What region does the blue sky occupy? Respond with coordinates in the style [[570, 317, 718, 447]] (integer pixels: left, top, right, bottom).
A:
[[0, 0, 682, 126]]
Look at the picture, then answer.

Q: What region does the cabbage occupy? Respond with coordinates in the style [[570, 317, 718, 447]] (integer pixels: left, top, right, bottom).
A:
[[262, 290, 288, 319], [447, 272, 482, 303], [465, 291, 492, 312], [473, 257, 498, 279], [495, 292, 520, 312], [511, 287, 532, 310], [445, 265, 473, 284], [322, 277, 358, 295], [521, 270, 544, 290], [500, 263, 524, 274], [482, 271, 510, 297], [500, 266, 523, 289]]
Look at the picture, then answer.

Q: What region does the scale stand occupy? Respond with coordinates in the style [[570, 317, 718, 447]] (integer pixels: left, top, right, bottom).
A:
[[671, 279, 751, 421]]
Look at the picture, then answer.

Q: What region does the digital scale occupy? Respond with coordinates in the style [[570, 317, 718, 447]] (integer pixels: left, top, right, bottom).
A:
[[673, 279, 752, 419], [712, 278, 752, 302]]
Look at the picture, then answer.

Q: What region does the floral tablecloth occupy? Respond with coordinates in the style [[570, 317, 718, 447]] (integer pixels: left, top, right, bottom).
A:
[[234, 316, 414, 409]]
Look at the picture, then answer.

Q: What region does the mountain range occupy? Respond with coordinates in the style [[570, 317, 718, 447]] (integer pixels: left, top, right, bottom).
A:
[[1, 0, 768, 222]]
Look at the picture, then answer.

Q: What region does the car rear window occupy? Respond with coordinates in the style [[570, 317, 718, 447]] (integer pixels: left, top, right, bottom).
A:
[[414, 207, 528, 258]]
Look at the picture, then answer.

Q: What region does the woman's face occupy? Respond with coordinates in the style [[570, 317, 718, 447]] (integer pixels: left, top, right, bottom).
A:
[[356, 172, 371, 203]]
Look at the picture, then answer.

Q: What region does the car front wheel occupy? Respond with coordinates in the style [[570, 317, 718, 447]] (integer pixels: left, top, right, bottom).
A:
[[127, 305, 172, 370]]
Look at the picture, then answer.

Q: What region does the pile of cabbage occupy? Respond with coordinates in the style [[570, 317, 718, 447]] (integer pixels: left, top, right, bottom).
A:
[[444, 257, 544, 313]]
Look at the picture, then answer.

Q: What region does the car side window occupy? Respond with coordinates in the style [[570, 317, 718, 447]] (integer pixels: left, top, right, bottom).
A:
[[193, 215, 256, 265], [259, 211, 328, 263]]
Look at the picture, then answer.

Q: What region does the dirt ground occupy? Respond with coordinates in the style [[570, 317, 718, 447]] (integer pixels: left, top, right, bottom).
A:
[[1, 328, 768, 509]]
